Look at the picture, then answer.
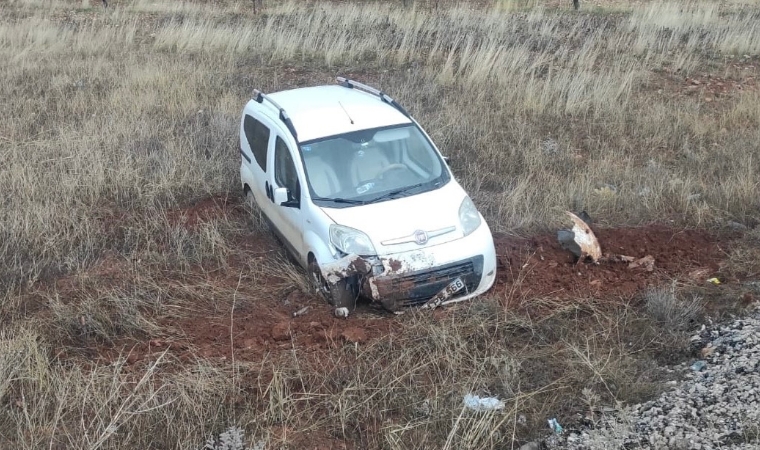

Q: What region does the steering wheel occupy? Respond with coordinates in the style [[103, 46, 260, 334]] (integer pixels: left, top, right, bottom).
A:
[[377, 163, 409, 179]]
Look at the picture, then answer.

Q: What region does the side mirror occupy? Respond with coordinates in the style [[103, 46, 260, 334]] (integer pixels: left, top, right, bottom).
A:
[[273, 187, 289, 205], [442, 155, 451, 165], [274, 187, 299, 208]]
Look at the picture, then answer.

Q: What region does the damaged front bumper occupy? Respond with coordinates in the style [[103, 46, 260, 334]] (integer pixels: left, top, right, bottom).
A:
[[321, 252, 490, 311]]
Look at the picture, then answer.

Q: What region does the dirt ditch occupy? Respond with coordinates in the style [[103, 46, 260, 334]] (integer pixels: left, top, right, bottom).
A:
[[43, 197, 736, 367]]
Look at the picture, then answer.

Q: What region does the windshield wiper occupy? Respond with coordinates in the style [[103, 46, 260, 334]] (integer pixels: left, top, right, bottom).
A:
[[365, 182, 430, 204], [312, 196, 366, 205]]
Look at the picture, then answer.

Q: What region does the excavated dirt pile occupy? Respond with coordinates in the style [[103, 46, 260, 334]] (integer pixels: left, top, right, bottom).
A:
[[107, 225, 728, 366], [493, 225, 727, 304]]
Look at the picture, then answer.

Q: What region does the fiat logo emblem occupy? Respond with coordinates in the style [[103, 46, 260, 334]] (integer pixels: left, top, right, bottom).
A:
[[414, 230, 428, 245]]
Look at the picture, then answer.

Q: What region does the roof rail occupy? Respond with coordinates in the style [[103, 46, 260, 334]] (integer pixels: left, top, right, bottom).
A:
[[336, 77, 410, 118], [252, 89, 298, 141]]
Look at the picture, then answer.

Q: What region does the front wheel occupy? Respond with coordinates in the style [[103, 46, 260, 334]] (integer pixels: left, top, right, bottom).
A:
[[308, 258, 357, 309]]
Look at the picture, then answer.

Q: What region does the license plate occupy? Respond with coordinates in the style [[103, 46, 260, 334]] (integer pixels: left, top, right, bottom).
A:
[[422, 277, 465, 309]]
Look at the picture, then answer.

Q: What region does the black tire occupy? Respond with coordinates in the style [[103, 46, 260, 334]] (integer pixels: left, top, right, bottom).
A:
[[308, 258, 357, 309]]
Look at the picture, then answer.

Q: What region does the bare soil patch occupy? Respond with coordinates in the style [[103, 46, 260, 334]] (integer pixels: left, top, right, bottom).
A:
[[494, 225, 729, 307], [647, 57, 758, 105], [104, 297, 397, 367], [43, 197, 736, 368]]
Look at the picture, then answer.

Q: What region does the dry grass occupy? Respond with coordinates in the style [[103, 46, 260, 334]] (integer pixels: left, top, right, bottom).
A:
[[644, 282, 704, 331], [0, 297, 686, 449], [2, 0, 759, 292], [1, 0, 759, 447]]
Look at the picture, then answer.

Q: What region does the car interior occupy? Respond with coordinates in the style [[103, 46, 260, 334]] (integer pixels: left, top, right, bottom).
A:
[[299, 126, 443, 201]]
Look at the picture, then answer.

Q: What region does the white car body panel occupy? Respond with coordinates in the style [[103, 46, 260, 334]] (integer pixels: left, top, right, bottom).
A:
[[321, 180, 467, 256], [239, 80, 497, 310], [267, 86, 411, 142]]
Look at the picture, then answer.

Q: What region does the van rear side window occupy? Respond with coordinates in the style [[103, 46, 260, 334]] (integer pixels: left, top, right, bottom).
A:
[[243, 115, 270, 171]]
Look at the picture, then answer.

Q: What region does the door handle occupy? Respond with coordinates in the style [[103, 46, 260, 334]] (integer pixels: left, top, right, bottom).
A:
[[265, 181, 273, 202]]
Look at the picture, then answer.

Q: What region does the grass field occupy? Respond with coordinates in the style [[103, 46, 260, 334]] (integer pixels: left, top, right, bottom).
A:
[[1, 0, 759, 448]]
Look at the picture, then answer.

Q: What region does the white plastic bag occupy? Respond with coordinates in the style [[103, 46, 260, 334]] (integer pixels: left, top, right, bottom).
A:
[[463, 394, 505, 411]]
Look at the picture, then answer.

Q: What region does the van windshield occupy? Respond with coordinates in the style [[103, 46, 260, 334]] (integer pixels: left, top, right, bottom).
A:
[[299, 124, 450, 208]]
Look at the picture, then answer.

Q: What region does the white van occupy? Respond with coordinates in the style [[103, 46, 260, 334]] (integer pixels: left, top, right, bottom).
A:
[[239, 77, 496, 311]]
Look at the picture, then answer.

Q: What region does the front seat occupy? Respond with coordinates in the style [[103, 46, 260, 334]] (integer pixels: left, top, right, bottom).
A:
[[304, 156, 341, 198], [349, 146, 390, 186]]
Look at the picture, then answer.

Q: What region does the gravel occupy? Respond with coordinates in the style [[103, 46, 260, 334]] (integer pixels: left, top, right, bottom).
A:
[[546, 304, 760, 449]]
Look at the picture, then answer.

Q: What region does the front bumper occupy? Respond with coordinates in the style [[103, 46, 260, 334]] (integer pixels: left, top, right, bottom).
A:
[[321, 222, 497, 310], [368, 255, 485, 309]]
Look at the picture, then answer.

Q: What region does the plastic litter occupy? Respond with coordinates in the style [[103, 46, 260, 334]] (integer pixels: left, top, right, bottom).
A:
[[707, 277, 721, 285], [463, 394, 505, 411], [691, 360, 707, 372], [334, 307, 350, 318], [547, 418, 564, 434]]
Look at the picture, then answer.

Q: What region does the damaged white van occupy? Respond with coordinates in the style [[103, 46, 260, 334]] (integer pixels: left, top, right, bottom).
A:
[[239, 77, 496, 311]]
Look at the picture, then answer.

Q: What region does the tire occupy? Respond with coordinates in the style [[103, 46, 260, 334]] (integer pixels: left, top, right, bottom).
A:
[[245, 187, 270, 232], [245, 188, 256, 208], [308, 258, 357, 309]]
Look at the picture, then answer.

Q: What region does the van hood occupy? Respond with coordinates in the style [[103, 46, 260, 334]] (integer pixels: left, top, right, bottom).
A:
[[321, 181, 468, 256]]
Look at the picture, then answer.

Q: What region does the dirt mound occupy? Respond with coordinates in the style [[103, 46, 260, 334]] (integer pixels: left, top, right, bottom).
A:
[[493, 225, 727, 305], [101, 224, 730, 367], [43, 195, 735, 367]]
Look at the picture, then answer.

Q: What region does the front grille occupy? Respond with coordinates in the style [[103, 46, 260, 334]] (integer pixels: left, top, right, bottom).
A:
[[376, 256, 484, 308]]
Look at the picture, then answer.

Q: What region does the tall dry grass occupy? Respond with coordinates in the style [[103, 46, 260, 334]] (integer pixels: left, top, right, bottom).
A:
[[2, 0, 759, 291], [1, 0, 759, 447], [1, 296, 690, 449]]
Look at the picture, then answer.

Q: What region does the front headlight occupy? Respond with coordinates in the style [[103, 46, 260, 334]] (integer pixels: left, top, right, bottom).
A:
[[459, 196, 482, 237], [329, 224, 377, 256]]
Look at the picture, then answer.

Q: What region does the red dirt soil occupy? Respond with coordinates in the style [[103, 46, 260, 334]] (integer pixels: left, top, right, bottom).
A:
[[47, 196, 733, 367], [108, 297, 395, 366], [492, 225, 727, 305]]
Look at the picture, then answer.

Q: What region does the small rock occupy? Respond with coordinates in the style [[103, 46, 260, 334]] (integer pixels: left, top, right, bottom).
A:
[[284, 289, 301, 305], [687, 193, 702, 201], [292, 306, 311, 317], [628, 255, 655, 272], [690, 360, 707, 372], [271, 322, 290, 341], [341, 327, 367, 343]]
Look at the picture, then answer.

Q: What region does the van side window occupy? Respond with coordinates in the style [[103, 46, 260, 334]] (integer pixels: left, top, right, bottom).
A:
[[243, 115, 270, 171], [274, 137, 300, 205]]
